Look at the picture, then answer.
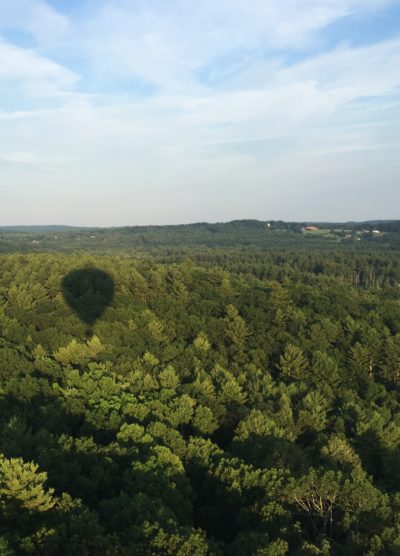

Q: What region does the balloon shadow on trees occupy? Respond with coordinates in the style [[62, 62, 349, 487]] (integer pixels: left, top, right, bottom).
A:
[[61, 268, 114, 334]]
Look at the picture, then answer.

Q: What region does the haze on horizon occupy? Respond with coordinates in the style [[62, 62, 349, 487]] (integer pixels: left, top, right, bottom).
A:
[[1, 0, 400, 227]]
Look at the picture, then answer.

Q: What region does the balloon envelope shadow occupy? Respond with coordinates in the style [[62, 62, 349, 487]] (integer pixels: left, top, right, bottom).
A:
[[62, 268, 114, 331]]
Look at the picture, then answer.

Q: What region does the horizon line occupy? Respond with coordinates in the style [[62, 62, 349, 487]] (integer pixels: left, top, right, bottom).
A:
[[0, 218, 398, 230]]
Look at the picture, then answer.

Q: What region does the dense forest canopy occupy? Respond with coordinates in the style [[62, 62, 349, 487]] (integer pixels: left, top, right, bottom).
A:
[[1, 222, 400, 554]]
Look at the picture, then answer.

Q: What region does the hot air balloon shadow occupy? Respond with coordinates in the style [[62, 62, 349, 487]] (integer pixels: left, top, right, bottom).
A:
[[61, 268, 114, 335]]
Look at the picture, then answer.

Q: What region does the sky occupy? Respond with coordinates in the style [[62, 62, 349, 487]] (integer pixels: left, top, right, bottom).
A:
[[0, 0, 400, 225]]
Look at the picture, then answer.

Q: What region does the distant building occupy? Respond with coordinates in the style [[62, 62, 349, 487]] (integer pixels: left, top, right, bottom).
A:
[[304, 226, 319, 231], [372, 230, 381, 234]]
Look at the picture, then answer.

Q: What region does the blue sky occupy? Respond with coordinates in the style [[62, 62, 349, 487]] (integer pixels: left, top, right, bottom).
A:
[[0, 0, 400, 225]]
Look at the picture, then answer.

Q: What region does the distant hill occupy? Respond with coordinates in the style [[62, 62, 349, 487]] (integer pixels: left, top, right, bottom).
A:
[[1, 219, 400, 232], [0, 219, 399, 253]]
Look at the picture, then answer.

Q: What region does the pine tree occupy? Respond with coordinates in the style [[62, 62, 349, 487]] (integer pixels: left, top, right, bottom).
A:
[[278, 344, 308, 380], [0, 455, 55, 516]]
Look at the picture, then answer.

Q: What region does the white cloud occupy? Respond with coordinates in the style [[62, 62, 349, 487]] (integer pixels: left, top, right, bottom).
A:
[[0, 0, 69, 43], [70, 0, 400, 90], [0, 38, 79, 99], [1, 37, 399, 168], [277, 39, 400, 95]]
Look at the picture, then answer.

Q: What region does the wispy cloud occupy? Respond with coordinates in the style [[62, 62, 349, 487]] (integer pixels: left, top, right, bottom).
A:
[[0, 0, 69, 43], [66, 0, 399, 89], [0, 38, 78, 95], [0, 0, 399, 224]]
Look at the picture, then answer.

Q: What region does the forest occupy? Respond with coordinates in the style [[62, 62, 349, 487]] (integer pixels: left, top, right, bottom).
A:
[[1, 223, 400, 554]]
